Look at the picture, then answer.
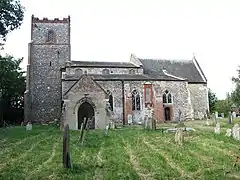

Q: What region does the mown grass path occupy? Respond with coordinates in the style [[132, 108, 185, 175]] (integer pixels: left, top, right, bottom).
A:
[[0, 121, 240, 180]]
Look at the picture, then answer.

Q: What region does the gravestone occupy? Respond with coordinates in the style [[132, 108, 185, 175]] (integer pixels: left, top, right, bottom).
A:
[[127, 114, 133, 125], [232, 124, 240, 141], [178, 109, 182, 122], [225, 128, 232, 137], [232, 112, 237, 118], [221, 113, 224, 118], [63, 124, 72, 169], [81, 118, 92, 146], [105, 102, 112, 135], [175, 128, 184, 145], [26, 122, 32, 131], [228, 112, 233, 124], [206, 109, 211, 119], [214, 122, 220, 134]]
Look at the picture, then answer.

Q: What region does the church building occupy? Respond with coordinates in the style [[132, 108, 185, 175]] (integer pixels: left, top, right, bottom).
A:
[[24, 15, 209, 130]]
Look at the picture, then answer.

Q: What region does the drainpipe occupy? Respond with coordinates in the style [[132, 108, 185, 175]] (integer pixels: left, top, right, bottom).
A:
[[121, 80, 125, 125]]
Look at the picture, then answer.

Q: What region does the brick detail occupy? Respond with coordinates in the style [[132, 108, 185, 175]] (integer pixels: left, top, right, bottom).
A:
[[154, 101, 164, 122], [125, 97, 132, 124]]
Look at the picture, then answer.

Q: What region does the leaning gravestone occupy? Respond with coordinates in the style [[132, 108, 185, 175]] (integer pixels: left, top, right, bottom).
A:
[[26, 122, 32, 131], [232, 124, 240, 141], [80, 117, 92, 146], [225, 128, 232, 137], [63, 124, 72, 169], [214, 122, 221, 134]]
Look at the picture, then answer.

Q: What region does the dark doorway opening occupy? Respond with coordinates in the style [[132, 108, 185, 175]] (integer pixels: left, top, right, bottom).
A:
[[78, 102, 95, 129], [164, 107, 171, 121]]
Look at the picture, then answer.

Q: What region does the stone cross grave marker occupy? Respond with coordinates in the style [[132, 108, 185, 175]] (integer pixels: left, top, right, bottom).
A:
[[214, 122, 220, 134], [63, 124, 72, 169], [225, 128, 232, 137], [232, 124, 240, 141], [26, 122, 32, 131]]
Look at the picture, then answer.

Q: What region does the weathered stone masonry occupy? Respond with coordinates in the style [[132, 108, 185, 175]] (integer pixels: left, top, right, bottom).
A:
[[25, 15, 209, 129]]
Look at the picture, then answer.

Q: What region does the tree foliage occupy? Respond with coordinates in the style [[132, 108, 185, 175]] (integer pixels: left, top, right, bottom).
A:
[[208, 88, 217, 113], [215, 99, 233, 116], [0, 0, 24, 42], [0, 55, 25, 126], [232, 66, 240, 106]]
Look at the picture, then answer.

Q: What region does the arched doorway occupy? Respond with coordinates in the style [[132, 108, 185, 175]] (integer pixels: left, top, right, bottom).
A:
[[164, 107, 171, 121], [78, 102, 95, 129]]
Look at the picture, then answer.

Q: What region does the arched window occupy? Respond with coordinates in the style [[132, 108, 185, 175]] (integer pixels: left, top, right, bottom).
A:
[[129, 69, 136, 74], [47, 30, 54, 42], [132, 90, 141, 111], [107, 90, 113, 111], [163, 90, 172, 104], [75, 68, 83, 75], [102, 69, 110, 75]]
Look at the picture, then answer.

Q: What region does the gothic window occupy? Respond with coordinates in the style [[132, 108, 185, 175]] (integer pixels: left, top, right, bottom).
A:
[[132, 90, 141, 111], [47, 30, 54, 42], [107, 90, 113, 111], [129, 69, 136, 74], [163, 90, 172, 104], [163, 93, 167, 103], [102, 69, 110, 75]]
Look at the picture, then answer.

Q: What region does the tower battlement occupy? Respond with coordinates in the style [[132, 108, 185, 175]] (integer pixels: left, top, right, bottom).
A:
[[32, 15, 70, 23]]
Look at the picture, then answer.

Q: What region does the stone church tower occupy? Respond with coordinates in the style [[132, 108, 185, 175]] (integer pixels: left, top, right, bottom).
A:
[[24, 15, 71, 123]]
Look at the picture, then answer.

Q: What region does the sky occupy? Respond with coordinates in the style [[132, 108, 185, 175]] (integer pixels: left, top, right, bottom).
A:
[[1, 0, 240, 99]]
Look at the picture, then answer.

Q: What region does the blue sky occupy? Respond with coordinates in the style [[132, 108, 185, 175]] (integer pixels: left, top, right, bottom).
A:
[[1, 0, 240, 99]]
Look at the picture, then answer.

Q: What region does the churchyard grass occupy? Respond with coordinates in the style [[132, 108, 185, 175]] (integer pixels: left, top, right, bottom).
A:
[[0, 119, 240, 180]]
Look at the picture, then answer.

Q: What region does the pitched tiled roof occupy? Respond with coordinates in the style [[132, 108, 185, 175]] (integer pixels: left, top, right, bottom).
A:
[[138, 58, 206, 83], [71, 61, 138, 68], [63, 73, 182, 81]]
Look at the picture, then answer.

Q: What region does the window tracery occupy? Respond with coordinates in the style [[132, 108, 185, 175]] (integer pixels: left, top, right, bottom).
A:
[[163, 90, 172, 103]]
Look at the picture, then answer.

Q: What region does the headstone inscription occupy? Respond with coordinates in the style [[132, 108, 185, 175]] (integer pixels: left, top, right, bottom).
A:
[[63, 124, 72, 169]]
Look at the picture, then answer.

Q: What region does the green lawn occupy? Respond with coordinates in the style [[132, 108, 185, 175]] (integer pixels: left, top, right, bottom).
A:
[[0, 119, 240, 180]]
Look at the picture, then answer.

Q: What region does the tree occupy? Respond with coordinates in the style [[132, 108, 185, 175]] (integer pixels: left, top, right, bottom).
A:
[[0, 0, 25, 43], [215, 99, 232, 116], [208, 88, 217, 113], [232, 66, 240, 106], [0, 55, 25, 126]]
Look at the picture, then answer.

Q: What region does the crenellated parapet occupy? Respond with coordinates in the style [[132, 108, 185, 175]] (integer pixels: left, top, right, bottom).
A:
[[32, 15, 70, 23]]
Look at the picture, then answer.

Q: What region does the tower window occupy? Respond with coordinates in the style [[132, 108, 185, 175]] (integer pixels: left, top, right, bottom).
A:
[[47, 30, 54, 42], [50, 61, 52, 66]]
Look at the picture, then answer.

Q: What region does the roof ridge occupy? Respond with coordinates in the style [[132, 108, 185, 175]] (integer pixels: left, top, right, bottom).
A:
[[139, 58, 193, 63]]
